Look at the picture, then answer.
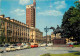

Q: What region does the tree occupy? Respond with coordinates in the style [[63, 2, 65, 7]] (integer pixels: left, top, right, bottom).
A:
[[61, 7, 74, 38], [61, 1, 80, 42], [74, 1, 80, 10]]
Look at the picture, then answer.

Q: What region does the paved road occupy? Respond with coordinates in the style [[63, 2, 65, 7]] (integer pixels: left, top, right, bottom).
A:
[[0, 47, 77, 56]]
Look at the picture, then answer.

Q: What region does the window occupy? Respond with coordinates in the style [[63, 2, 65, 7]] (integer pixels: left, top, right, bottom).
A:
[[18, 32, 19, 35], [22, 32, 23, 35], [16, 32, 17, 35]]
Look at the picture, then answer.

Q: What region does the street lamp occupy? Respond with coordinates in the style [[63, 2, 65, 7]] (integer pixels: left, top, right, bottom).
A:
[[44, 26, 49, 46]]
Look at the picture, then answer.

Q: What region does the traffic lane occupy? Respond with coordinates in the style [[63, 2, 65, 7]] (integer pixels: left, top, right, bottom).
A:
[[0, 47, 72, 56]]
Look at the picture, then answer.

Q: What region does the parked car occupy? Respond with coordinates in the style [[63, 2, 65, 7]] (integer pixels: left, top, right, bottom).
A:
[[31, 43, 38, 48], [0, 44, 4, 47], [17, 43, 21, 46], [15, 46, 23, 50], [38, 44, 41, 47], [12, 44, 17, 46], [67, 42, 79, 45], [4, 44, 10, 47], [69, 45, 73, 47], [47, 43, 53, 46], [34, 44, 38, 47], [6, 46, 16, 52], [0, 49, 4, 53], [40, 43, 46, 47], [31, 45, 34, 48], [21, 43, 25, 46]]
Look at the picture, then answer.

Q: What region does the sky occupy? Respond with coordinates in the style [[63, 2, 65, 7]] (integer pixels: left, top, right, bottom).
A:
[[0, 0, 78, 36]]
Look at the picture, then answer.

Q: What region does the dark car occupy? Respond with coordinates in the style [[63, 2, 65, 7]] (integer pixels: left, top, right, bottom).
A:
[[13, 44, 17, 46], [4, 44, 10, 47], [0, 44, 4, 47]]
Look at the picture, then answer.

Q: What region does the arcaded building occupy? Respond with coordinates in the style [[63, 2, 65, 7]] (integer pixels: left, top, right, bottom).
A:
[[0, 15, 30, 43], [26, 0, 36, 28]]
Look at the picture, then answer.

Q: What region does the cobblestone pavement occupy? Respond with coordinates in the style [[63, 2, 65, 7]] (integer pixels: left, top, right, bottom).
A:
[[0, 47, 78, 56]]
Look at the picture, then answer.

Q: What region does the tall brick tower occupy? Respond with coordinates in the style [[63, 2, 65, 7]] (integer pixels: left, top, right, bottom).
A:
[[26, 0, 36, 28], [33, 0, 36, 7]]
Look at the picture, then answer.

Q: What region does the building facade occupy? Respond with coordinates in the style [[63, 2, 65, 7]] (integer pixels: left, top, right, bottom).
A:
[[51, 32, 61, 42], [43, 35, 51, 43], [0, 15, 30, 43], [26, 0, 36, 28], [51, 32, 61, 39], [29, 27, 43, 44]]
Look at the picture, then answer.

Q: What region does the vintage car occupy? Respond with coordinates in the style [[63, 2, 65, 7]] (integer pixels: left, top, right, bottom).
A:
[[47, 43, 53, 46], [40, 43, 46, 47], [15, 46, 23, 50], [17, 43, 21, 46], [4, 44, 10, 47], [30, 43, 38, 48], [0, 49, 4, 53], [6, 46, 16, 52]]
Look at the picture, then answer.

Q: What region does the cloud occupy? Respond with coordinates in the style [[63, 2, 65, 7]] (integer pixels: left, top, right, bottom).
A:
[[19, 0, 30, 5], [37, 7, 40, 9], [10, 9, 25, 16], [49, 5, 53, 8], [54, 1, 66, 10], [38, 10, 63, 16]]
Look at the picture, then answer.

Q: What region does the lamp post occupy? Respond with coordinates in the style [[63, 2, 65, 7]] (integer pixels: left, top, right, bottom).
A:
[[44, 26, 49, 46]]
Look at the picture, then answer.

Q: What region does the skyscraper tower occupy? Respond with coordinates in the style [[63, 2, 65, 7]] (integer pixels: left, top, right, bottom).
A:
[[33, 0, 36, 7], [26, 0, 36, 28]]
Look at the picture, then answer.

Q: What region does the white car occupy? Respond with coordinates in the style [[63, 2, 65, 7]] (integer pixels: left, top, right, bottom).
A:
[[47, 43, 53, 46], [0, 49, 4, 53], [38, 44, 41, 47], [15, 46, 23, 50], [40, 44, 46, 47], [6, 46, 16, 52]]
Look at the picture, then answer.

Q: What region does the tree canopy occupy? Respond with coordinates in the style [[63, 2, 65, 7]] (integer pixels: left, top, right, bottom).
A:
[[61, 1, 80, 42]]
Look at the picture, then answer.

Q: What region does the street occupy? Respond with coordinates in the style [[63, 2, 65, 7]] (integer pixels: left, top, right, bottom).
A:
[[0, 47, 75, 56]]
